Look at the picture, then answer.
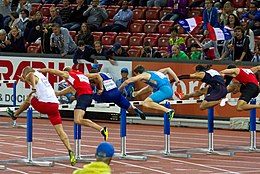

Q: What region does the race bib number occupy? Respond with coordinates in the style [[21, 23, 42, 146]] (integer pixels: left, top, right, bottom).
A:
[[41, 78, 51, 87], [77, 74, 90, 83], [206, 69, 220, 77], [103, 79, 117, 91], [242, 69, 253, 74]]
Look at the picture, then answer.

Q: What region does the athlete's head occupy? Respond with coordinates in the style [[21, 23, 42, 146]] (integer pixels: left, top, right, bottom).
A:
[[63, 66, 72, 72], [195, 64, 211, 72], [22, 66, 35, 78], [227, 64, 236, 69], [133, 65, 145, 75], [255, 71, 260, 83]]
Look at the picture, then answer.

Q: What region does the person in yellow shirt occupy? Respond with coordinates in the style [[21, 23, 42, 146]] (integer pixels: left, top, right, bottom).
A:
[[73, 142, 115, 174]]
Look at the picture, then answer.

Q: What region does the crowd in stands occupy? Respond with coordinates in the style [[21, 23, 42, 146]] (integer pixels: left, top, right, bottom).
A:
[[0, 0, 260, 62]]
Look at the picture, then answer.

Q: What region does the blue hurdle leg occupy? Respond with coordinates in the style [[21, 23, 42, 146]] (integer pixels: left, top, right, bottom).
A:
[[120, 108, 127, 156], [208, 108, 214, 153], [164, 102, 171, 154], [250, 99, 257, 150]]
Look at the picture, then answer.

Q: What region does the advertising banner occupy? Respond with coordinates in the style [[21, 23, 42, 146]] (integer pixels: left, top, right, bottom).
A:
[[0, 56, 132, 105]]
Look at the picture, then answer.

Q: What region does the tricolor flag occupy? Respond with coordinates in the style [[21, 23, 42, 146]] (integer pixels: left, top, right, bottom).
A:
[[177, 17, 203, 33], [207, 23, 232, 41]]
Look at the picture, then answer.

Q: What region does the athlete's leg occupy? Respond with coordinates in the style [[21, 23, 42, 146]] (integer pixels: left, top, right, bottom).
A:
[[182, 87, 208, 100], [53, 124, 72, 150], [200, 100, 221, 110], [236, 100, 260, 111]]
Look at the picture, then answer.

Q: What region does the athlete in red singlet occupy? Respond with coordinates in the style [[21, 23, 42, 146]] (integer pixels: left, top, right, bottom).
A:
[[39, 66, 108, 141], [220, 64, 260, 111], [6, 66, 76, 166]]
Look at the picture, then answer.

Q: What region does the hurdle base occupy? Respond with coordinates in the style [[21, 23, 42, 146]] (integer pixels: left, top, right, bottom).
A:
[[223, 146, 260, 152], [140, 149, 191, 158], [26, 160, 54, 166], [0, 165, 6, 170], [115, 153, 148, 161], [187, 148, 235, 156], [76, 155, 95, 163]]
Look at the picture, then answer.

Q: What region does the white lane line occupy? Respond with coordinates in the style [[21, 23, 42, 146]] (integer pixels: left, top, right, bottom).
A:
[[6, 168, 29, 174], [113, 160, 172, 174], [148, 155, 240, 174]]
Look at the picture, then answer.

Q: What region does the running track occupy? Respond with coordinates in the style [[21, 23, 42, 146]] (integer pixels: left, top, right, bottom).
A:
[[0, 116, 260, 174]]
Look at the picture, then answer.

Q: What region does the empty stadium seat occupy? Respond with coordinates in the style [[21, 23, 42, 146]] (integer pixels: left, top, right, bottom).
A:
[[145, 8, 160, 20], [144, 23, 158, 33], [174, 24, 186, 34], [130, 23, 144, 33], [69, 31, 77, 42], [158, 36, 169, 47], [129, 36, 144, 46], [104, 32, 117, 37], [118, 32, 131, 37], [186, 37, 197, 48], [159, 7, 172, 19], [187, 7, 204, 18], [92, 32, 103, 41], [103, 45, 113, 50], [133, 9, 146, 20], [144, 36, 158, 47], [146, 33, 160, 39], [41, 7, 51, 17], [231, 0, 245, 8], [102, 35, 115, 45], [30, 3, 42, 16], [106, 8, 118, 19], [115, 35, 129, 46], [128, 49, 141, 57], [27, 45, 41, 53], [158, 23, 172, 34], [101, 19, 114, 27]]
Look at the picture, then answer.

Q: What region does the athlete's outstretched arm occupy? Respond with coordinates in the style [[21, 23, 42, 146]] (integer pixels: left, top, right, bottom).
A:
[[39, 68, 69, 79], [119, 74, 146, 91], [85, 73, 104, 92], [159, 67, 180, 83], [251, 66, 260, 73], [220, 68, 239, 77], [26, 72, 36, 90], [56, 86, 75, 96], [178, 72, 205, 80]]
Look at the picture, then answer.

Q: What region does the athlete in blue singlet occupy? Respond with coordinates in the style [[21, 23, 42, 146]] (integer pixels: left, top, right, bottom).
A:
[[86, 72, 146, 120], [119, 65, 180, 121], [176, 64, 227, 110]]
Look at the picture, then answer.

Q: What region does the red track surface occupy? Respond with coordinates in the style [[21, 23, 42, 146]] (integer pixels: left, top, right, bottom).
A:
[[0, 116, 260, 174]]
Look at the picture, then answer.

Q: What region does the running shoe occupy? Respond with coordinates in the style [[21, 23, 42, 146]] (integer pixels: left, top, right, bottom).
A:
[[167, 109, 175, 121], [101, 127, 108, 141], [69, 150, 76, 166], [174, 91, 184, 100], [134, 107, 146, 120], [6, 107, 17, 120]]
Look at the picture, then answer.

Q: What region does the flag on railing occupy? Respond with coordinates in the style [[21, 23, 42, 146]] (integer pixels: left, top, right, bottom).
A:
[[177, 17, 203, 33], [207, 23, 232, 41]]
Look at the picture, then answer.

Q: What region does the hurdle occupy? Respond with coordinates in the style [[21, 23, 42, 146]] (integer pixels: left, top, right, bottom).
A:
[[126, 100, 234, 156], [223, 99, 260, 152], [0, 107, 54, 166], [0, 80, 25, 128]]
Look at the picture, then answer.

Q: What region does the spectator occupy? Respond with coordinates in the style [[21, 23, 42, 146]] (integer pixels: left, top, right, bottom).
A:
[[105, 42, 128, 63], [41, 18, 52, 53], [242, 1, 260, 36], [77, 22, 94, 46], [225, 14, 240, 36], [90, 63, 101, 73], [241, 17, 255, 53], [58, 80, 75, 104], [94, 40, 107, 56], [252, 41, 260, 62], [171, 44, 189, 59], [16, 0, 31, 15], [73, 40, 98, 69], [167, 26, 186, 57], [24, 11, 43, 43], [49, 6, 63, 26], [131, 0, 147, 6], [0, 29, 8, 52], [141, 41, 162, 58], [147, 0, 167, 7], [161, 0, 188, 21], [1, 0, 12, 30], [115, 68, 134, 99], [5, 26, 26, 53], [17, 9, 29, 36], [99, 0, 114, 5], [219, 1, 237, 26], [5, 11, 19, 33], [227, 26, 253, 62], [63, 0, 88, 31], [202, 0, 219, 36], [73, 142, 114, 174], [83, 0, 108, 32], [203, 40, 230, 60], [50, 23, 77, 57], [98, 1, 133, 33], [59, 0, 72, 25], [189, 44, 201, 60]]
